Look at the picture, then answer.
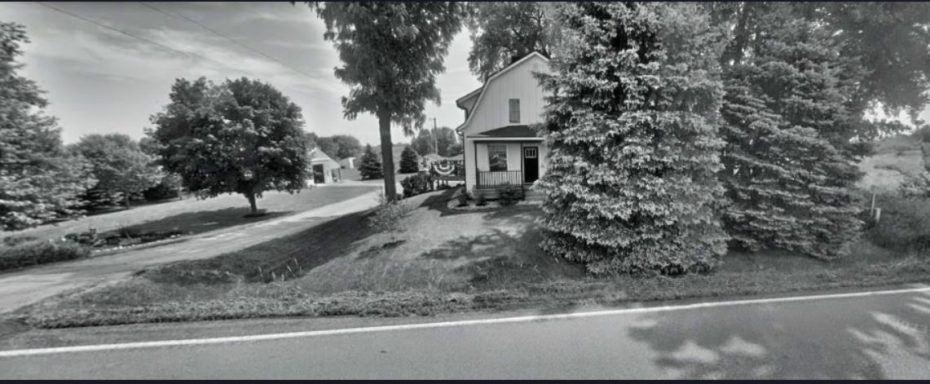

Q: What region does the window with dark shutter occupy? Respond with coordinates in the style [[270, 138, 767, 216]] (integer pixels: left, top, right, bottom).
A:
[[509, 99, 520, 123]]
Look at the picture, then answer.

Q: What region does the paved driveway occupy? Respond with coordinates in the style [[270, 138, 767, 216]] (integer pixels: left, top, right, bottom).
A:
[[0, 188, 382, 313]]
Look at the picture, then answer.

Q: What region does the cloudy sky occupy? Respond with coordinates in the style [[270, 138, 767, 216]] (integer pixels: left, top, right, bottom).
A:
[[1, 1, 482, 146]]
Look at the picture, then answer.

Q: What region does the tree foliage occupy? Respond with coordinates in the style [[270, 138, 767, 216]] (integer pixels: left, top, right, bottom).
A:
[[314, 134, 362, 159], [537, 3, 729, 275], [716, 3, 864, 259], [310, 2, 464, 200], [411, 126, 460, 157], [70, 134, 162, 207], [0, 23, 95, 230], [399, 145, 419, 173], [465, 2, 556, 81], [147, 77, 307, 214], [358, 144, 383, 180]]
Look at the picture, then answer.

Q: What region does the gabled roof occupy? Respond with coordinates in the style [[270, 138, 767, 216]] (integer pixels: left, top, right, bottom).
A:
[[455, 51, 550, 134], [308, 148, 339, 166], [471, 125, 541, 138]]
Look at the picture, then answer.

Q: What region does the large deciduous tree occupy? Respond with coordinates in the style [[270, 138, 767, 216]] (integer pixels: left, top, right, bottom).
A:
[[70, 134, 162, 208], [147, 77, 308, 215], [310, 2, 464, 201], [717, 3, 864, 259], [465, 2, 556, 81], [537, 3, 729, 275], [0, 22, 95, 230]]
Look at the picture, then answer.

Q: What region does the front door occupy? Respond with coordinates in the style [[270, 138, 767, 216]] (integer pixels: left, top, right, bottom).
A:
[[312, 164, 326, 184], [523, 146, 538, 183]]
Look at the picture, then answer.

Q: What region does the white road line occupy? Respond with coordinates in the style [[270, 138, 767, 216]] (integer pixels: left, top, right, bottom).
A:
[[2, 285, 929, 358]]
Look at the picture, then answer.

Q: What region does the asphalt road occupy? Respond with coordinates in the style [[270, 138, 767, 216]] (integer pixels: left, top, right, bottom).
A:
[[0, 187, 381, 313], [1, 287, 929, 379]]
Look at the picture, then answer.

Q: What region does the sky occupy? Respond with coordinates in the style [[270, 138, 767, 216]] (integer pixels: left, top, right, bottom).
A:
[[1, 1, 482, 147]]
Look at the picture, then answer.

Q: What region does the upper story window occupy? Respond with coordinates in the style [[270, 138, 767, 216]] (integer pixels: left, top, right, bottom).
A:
[[509, 98, 520, 123]]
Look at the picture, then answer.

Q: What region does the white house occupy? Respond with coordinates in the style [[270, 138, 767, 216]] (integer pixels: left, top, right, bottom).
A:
[[456, 52, 551, 196]]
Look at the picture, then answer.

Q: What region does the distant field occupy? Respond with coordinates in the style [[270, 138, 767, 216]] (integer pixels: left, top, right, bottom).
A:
[[857, 134, 929, 192], [1, 185, 379, 242]]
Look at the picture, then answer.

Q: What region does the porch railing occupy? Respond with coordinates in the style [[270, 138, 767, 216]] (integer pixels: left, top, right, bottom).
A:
[[477, 171, 523, 188]]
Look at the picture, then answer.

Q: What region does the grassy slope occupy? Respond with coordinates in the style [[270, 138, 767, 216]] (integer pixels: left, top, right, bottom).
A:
[[11, 188, 930, 329], [856, 134, 929, 192], [1, 186, 378, 242]]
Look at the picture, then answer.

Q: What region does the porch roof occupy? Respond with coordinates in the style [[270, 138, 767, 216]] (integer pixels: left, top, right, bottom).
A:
[[470, 125, 542, 139]]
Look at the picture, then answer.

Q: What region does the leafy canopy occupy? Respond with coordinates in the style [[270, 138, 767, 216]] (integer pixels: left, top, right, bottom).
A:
[[147, 77, 308, 212]]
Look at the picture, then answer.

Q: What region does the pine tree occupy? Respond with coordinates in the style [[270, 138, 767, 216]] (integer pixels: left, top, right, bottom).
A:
[[536, 3, 729, 275], [399, 145, 419, 173], [0, 23, 95, 230], [719, 4, 863, 259], [358, 144, 383, 180]]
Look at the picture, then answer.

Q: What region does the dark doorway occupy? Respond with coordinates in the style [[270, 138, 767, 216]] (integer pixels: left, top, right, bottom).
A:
[[312, 164, 326, 184], [523, 146, 538, 183]]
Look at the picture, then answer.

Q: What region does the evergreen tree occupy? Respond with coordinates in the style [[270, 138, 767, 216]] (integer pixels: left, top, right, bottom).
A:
[[719, 4, 863, 259], [358, 144, 383, 180], [0, 23, 95, 230], [399, 146, 419, 173], [537, 3, 729, 275]]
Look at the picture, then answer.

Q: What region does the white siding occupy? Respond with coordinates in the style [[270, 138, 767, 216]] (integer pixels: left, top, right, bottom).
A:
[[462, 55, 550, 136], [506, 143, 522, 171]]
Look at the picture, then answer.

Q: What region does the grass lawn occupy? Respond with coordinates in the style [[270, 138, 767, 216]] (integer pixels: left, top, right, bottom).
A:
[[10, 187, 930, 329], [1, 186, 379, 243]]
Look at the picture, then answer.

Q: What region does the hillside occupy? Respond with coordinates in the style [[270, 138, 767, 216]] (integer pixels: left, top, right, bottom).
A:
[[857, 133, 930, 192]]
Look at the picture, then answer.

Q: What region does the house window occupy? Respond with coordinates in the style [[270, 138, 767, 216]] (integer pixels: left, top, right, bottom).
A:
[[488, 144, 508, 172], [509, 99, 520, 123]]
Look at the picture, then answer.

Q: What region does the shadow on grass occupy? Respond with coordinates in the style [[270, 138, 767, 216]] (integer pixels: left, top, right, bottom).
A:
[[626, 289, 930, 379], [146, 209, 379, 284], [118, 208, 293, 236]]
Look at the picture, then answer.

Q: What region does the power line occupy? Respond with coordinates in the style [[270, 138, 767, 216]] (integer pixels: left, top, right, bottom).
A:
[[137, 2, 318, 80], [34, 2, 252, 78]]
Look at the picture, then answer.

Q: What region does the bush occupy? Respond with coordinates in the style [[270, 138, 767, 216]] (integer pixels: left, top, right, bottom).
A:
[[452, 188, 469, 207], [475, 192, 487, 206], [912, 125, 930, 143], [498, 185, 523, 206], [368, 194, 413, 234], [401, 171, 434, 197], [866, 193, 930, 253], [0, 240, 91, 271], [900, 171, 930, 199]]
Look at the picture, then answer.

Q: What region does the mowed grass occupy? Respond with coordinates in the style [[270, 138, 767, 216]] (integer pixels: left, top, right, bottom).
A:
[[0, 185, 379, 242], [11, 187, 930, 329]]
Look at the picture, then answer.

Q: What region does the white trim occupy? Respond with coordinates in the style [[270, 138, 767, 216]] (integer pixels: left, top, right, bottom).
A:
[[455, 52, 550, 134], [1, 285, 928, 358]]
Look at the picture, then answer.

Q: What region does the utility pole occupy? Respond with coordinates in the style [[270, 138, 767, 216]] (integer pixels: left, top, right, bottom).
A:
[[433, 117, 439, 155]]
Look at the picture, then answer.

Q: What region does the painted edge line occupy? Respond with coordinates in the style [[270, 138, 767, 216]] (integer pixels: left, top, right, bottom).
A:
[[2, 285, 929, 358]]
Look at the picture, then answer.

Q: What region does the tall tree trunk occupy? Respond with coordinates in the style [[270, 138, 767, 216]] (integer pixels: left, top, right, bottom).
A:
[[124, 193, 132, 208], [722, 2, 753, 69], [246, 192, 258, 214], [378, 110, 397, 201]]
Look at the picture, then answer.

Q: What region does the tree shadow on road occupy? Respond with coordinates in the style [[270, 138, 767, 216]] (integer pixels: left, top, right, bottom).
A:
[[626, 289, 930, 379]]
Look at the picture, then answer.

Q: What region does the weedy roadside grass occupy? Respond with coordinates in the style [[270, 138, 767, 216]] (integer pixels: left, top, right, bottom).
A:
[[8, 188, 930, 330]]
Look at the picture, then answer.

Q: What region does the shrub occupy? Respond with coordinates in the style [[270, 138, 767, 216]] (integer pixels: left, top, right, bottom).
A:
[[0, 240, 91, 271], [900, 171, 930, 199], [452, 188, 469, 207], [912, 125, 930, 143], [866, 193, 930, 253], [2, 235, 38, 247], [498, 185, 523, 206], [475, 192, 487, 206], [401, 171, 434, 197], [368, 194, 413, 234]]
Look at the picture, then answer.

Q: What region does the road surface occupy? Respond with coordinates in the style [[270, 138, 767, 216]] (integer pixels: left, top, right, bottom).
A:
[[1, 286, 929, 379], [0, 187, 381, 313]]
